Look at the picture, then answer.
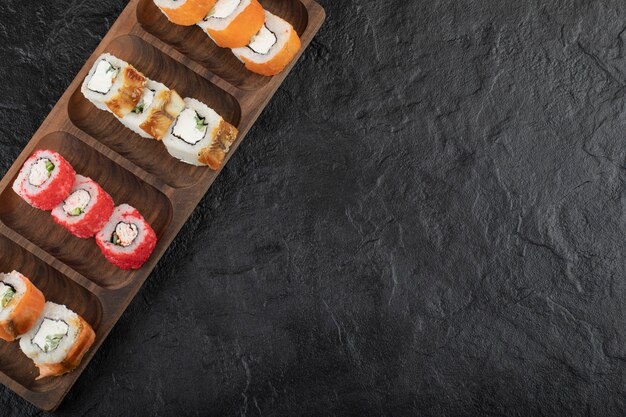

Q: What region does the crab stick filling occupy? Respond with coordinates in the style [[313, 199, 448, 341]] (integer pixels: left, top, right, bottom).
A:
[[112, 222, 139, 247], [62, 189, 91, 217], [28, 158, 54, 187]]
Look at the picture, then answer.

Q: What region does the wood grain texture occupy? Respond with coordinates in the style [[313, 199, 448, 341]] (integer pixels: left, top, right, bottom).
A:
[[0, 0, 325, 410]]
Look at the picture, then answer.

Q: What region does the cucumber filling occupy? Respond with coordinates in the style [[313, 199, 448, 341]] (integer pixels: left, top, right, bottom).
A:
[[131, 88, 155, 114], [112, 222, 139, 247], [172, 108, 209, 145], [248, 25, 277, 55], [87, 60, 119, 95], [33, 318, 69, 353], [28, 158, 55, 187], [63, 189, 91, 217], [0, 283, 15, 309]]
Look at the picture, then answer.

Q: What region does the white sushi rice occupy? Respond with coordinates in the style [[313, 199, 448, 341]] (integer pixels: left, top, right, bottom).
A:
[[80, 53, 130, 112], [117, 79, 168, 139], [198, 0, 248, 32], [232, 11, 291, 62], [162, 98, 223, 166], [97, 204, 151, 256], [0, 271, 27, 322], [12, 150, 65, 202], [19, 302, 81, 365]]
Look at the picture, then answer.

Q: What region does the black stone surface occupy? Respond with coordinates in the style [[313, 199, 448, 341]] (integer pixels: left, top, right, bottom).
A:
[[1, 0, 626, 415]]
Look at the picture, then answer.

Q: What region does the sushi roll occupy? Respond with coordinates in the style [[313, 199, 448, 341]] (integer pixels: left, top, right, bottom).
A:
[[81, 53, 147, 119], [96, 204, 157, 270], [162, 98, 238, 168], [118, 80, 186, 140], [231, 10, 301, 76], [51, 175, 115, 239], [19, 302, 95, 380], [0, 271, 45, 342], [12, 150, 76, 211], [197, 0, 265, 48], [154, 0, 216, 26]]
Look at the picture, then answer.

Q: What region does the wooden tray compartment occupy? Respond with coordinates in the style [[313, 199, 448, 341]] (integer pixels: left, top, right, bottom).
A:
[[0, 131, 173, 289], [0, 0, 325, 410], [68, 35, 241, 189], [0, 233, 102, 393], [137, 0, 310, 90]]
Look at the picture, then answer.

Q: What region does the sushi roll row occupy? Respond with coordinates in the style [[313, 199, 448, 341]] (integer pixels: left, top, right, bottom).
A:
[[82, 54, 238, 168], [154, 0, 301, 76], [0, 271, 95, 380], [13, 150, 157, 270]]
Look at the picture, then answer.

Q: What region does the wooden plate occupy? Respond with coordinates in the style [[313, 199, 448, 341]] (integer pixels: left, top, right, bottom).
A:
[[0, 0, 325, 410]]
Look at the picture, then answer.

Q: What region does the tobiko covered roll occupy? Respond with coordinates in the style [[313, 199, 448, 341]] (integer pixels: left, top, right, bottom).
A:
[[19, 302, 95, 380], [231, 10, 301, 76], [0, 271, 45, 342], [162, 97, 238, 168], [154, 0, 216, 26], [12, 150, 76, 210], [198, 0, 265, 48], [81, 53, 147, 118], [96, 204, 157, 270], [51, 175, 115, 239]]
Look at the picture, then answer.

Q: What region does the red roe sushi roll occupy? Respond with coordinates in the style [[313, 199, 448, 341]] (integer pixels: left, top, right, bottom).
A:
[[12, 150, 76, 210], [51, 175, 115, 238], [96, 204, 157, 270]]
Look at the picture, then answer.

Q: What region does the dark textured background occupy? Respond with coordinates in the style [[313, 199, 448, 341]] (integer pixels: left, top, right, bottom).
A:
[[1, 0, 626, 415]]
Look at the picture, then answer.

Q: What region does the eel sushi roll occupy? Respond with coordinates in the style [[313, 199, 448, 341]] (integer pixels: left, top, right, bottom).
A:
[[154, 0, 216, 26], [51, 175, 115, 239], [118, 80, 186, 140], [19, 302, 95, 379], [0, 271, 45, 342], [197, 0, 265, 48], [162, 98, 238, 169], [231, 10, 301, 76], [96, 204, 157, 270], [81, 53, 147, 118], [12, 150, 76, 211]]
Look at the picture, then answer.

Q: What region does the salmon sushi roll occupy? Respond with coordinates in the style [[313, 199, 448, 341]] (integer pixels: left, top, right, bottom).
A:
[[198, 0, 265, 48], [19, 302, 95, 379], [12, 150, 76, 211], [96, 204, 157, 270], [154, 0, 216, 26], [162, 98, 238, 168], [81, 54, 147, 119], [118, 79, 186, 140], [232, 10, 301, 76], [0, 271, 45, 342], [51, 175, 115, 239]]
